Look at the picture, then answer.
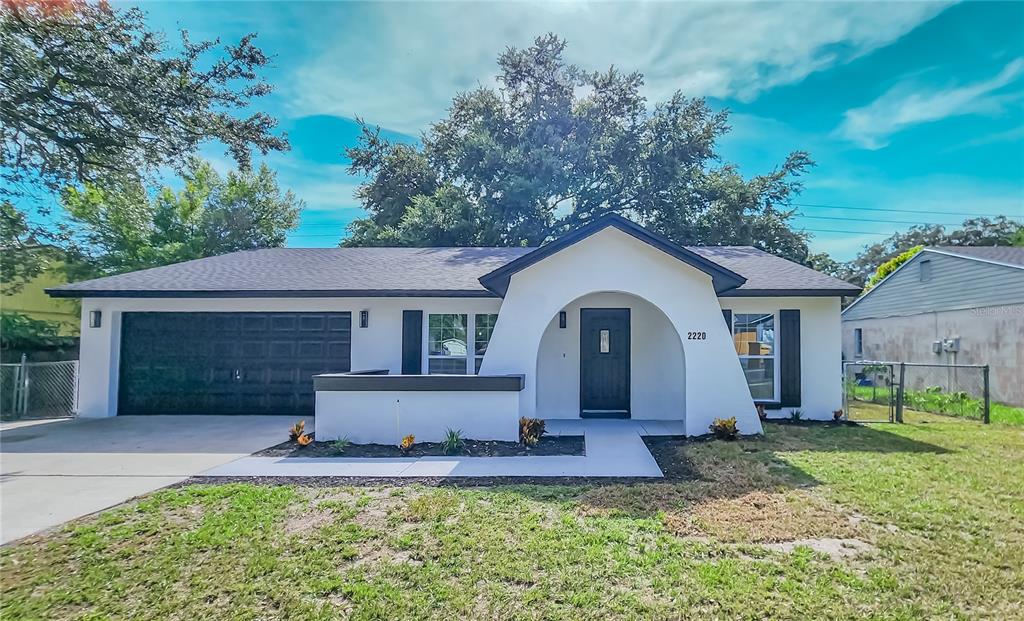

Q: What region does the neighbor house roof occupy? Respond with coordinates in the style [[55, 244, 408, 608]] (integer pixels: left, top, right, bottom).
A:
[[48, 218, 860, 299], [925, 246, 1024, 269]]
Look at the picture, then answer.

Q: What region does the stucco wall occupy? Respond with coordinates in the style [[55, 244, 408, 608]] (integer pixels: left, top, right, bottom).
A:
[[315, 390, 519, 444], [842, 304, 1024, 406], [77, 296, 502, 418], [722, 297, 843, 420], [479, 226, 763, 436], [536, 292, 686, 420]]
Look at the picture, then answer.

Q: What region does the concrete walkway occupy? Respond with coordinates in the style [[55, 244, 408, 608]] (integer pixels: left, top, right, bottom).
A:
[[1, 416, 293, 544], [198, 419, 679, 479]]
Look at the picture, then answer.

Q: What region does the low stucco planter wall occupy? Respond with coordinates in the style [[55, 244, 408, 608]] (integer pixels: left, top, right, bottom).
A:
[[313, 374, 523, 444]]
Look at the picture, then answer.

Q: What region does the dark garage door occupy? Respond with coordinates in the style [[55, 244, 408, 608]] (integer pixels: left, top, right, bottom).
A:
[[119, 312, 351, 415]]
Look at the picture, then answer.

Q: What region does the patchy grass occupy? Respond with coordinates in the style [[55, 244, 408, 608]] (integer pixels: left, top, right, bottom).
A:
[[3, 421, 1023, 619]]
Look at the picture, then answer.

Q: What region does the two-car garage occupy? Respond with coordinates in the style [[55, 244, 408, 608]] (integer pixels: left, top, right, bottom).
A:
[[117, 312, 351, 416]]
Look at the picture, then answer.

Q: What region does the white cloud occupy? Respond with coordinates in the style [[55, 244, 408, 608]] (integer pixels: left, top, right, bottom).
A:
[[285, 1, 950, 134], [835, 58, 1024, 149]]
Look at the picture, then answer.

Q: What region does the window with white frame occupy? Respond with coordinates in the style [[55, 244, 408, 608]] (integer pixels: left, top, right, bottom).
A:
[[427, 314, 468, 374], [854, 328, 863, 358], [731, 312, 777, 400], [474, 314, 498, 373]]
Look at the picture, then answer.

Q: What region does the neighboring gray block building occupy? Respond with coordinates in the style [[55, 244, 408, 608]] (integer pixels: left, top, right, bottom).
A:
[[841, 246, 1024, 406]]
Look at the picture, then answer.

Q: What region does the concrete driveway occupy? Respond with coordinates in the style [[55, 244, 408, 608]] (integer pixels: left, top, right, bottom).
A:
[[0, 415, 296, 544]]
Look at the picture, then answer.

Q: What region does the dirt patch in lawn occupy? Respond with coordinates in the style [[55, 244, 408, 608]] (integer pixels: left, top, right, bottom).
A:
[[762, 537, 875, 560], [661, 489, 859, 543], [577, 484, 860, 543], [256, 435, 585, 458]]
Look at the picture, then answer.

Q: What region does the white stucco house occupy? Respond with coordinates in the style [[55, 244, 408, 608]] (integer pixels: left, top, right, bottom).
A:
[[49, 215, 859, 442]]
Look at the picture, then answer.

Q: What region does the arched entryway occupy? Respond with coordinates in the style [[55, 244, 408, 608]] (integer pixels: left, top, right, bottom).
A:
[[535, 291, 686, 422]]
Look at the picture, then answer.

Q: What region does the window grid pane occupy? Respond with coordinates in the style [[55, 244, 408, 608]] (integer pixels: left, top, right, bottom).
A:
[[733, 313, 775, 356], [428, 314, 467, 357], [474, 314, 498, 356], [428, 314, 468, 374], [732, 312, 777, 400], [740, 358, 775, 400]]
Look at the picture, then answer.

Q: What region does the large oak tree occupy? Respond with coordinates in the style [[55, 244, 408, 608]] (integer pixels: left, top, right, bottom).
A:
[[0, 0, 287, 197], [344, 34, 814, 263]]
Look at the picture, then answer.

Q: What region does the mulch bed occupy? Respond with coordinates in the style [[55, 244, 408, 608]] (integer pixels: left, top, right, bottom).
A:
[[254, 435, 585, 458], [641, 436, 700, 479]]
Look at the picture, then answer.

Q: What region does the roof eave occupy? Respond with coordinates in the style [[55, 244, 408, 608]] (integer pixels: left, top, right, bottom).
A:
[[720, 287, 862, 298], [45, 288, 501, 299]]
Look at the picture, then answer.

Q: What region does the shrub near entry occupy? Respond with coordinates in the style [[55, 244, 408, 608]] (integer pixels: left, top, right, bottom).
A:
[[520, 417, 546, 446], [709, 417, 739, 440]]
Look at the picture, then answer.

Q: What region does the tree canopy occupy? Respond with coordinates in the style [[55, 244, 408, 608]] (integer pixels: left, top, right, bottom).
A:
[[842, 216, 1023, 287], [0, 200, 48, 293], [344, 34, 814, 263], [0, 0, 287, 198], [59, 158, 302, 281], [864, 245, 923, 291]]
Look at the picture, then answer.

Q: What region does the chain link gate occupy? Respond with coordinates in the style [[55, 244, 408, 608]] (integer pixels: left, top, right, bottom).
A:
[[0, 356, 79, 420], [843, 362, 897, 423], [844, 361, 991, 424]]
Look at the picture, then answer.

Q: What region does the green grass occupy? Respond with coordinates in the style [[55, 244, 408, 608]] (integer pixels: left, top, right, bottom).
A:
[[3, 421, 1023, 619], [848, 384, 1024, 425]]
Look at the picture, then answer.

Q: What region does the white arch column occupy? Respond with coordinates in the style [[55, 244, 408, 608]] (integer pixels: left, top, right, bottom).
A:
[[479, 227, 762, 436]]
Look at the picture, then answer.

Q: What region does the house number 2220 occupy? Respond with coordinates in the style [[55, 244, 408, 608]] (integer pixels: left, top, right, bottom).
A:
[[687, 331, 707, 340]]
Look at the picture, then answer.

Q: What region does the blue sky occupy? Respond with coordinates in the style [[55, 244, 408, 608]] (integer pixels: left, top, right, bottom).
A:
[[135, 0, 1023, 261]]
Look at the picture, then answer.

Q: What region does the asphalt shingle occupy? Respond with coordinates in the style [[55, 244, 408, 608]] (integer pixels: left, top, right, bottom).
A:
[[928, 246, 1024, 268], [49, 244, 860, 297]]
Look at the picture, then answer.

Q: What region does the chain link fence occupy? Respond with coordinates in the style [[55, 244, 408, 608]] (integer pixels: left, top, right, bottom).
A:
[[843, 362, 897, 423], [1, 358, 79, 420], [844, 361, 991, 424]]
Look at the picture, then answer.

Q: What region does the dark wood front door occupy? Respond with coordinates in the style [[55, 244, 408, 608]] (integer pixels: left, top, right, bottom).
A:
[[119, 312, 351, 415], [580, 308, 630, 418]]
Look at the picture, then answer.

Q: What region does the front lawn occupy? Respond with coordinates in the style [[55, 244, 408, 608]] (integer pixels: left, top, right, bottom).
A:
[[3, 419, 1022, 619]]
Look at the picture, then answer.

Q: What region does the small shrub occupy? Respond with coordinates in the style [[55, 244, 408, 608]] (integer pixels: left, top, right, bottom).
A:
[[296, 433, 313, 447], [332, 436, 351, 455], [519, 417, 546, 446], [400, 434, 415, 453], [833, 409, 844, 421], [709, 417, 739, 440], [442, 428, 465, 455], [288, 419, 306, 440], [789, 409, 803, 422]]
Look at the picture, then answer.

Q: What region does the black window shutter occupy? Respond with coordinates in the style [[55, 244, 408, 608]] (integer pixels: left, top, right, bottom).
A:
[[779, 309, 801, 407], [401, 311, 423, 374], [722, 309, 732, 329]]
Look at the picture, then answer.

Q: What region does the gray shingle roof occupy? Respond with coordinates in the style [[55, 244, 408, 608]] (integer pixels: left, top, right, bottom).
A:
[[928, 246, 1024, 268], [49, 247, 535, 297], [687, 246, 861, 296], [49, 244, 860, 298]]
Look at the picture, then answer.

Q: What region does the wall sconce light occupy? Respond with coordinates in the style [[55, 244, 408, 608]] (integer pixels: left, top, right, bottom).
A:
[[359, 310, 369, 328], [89, 310, 102, 328], [559, 311, 566, 329]]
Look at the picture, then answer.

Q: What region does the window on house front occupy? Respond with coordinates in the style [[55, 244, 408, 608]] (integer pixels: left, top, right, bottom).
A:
[[854, 328, 863, 358], [731, 313, 777, 400], [428, 314, 468, 374], [474, 314, 498, 373]]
